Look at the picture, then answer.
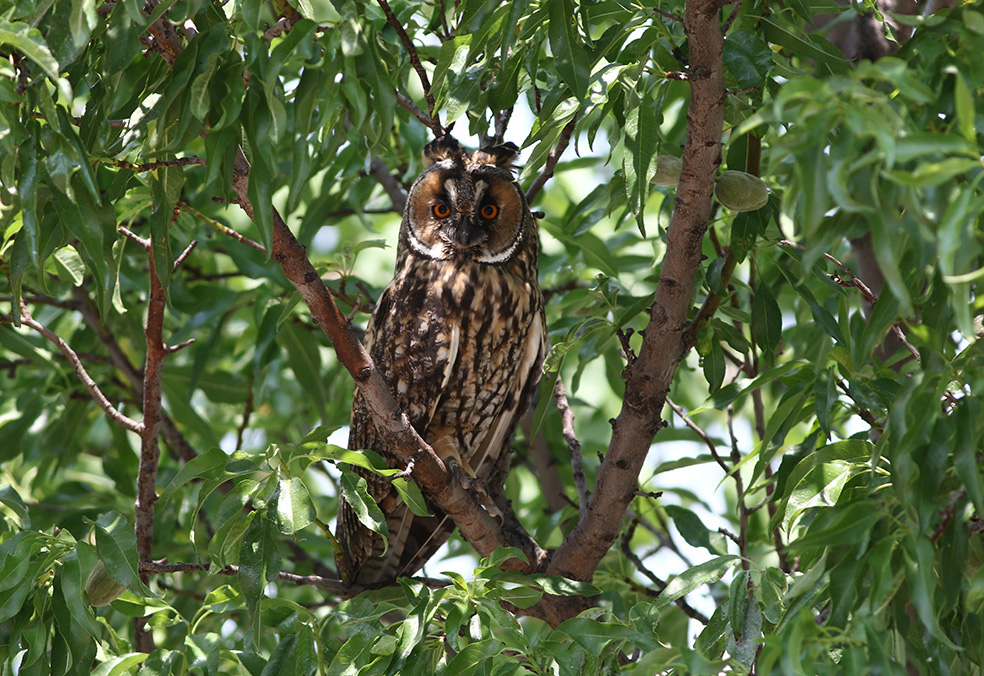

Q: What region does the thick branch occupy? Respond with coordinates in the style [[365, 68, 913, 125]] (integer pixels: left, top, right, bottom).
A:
[[547, 0, 725, 581]]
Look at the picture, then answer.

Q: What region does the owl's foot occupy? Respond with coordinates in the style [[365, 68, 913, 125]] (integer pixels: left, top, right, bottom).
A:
[[447, 457, 503, 519]]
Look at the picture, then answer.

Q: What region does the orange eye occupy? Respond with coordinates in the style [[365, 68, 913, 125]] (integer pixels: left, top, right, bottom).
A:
[[480, 204, 498, 219], [432, 202, 450, 218]]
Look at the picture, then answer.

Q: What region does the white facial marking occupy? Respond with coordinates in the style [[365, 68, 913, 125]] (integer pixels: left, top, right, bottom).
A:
[[476, 229, 523, 264], [407, 226, 447, 259], [473, 179, 489, 206], [443, 179, 458, 204]]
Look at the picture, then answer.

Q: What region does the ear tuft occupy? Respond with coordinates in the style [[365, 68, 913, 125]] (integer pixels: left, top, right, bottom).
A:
[[423, 136, 467, 167], [470, 142, 520, 170]]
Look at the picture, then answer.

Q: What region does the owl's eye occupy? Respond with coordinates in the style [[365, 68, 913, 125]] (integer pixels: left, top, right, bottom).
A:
[[479, 204, 498, 220], [432, 202, 450, 218]]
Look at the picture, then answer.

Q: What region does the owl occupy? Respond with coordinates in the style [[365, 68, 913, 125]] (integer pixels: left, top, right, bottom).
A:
[[337, 136, 546, 586]]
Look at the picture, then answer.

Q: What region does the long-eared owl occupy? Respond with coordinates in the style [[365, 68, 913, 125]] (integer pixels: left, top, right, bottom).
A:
[[337, 136, 546, 586]]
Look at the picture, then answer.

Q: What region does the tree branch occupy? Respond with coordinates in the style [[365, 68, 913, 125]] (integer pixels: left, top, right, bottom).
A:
[[396, 91, 437, 132], [71, 286, 198, 463], [547, 0, 725, 581], [369, 157, 408, 213], [525, 116, 577, 205], [666, 397, 729, 474], [119, 227, 169, 654], [17, 306, 143, 434], [554, 377, 588, 522], [376, 0, 443, 137], [140, 560, 353, 595]]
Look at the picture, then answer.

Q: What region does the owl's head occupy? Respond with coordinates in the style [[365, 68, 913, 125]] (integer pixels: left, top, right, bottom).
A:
[[402, 136, 532, 264]]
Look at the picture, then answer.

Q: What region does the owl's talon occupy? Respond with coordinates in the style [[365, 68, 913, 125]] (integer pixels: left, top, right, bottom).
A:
[[446, 457, 502, 519]]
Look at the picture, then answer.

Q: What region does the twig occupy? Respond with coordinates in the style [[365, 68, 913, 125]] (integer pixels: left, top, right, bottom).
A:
[[119, 226, 150, 248], [525, 116, 577, 204], [684, 248, 737, 350], [172, 240, 198, 273], [722, 0, 742, 32], [653, 6, 684, 22], [0, 294, 79, 311], [123, 231, 168, 586], [763, 461, 789, 572], [616, 328, 637, 365], [112, 157, 206, 173], [779, 240, 920, 362], [666, 397, 729, 474], [184, 202, 267, 253], [140, 560, 354, 595], [235, 376, 255, 451], [395, 91, 437, 132], [485, 108, 513, 147], [17, 306, 143, 434], [165, 338, 195, 354], [620, 521, 709, 624], [727, 405, 750, 570], [554, 377, 588, 523], [369, 157, 408, 213], [836, 379, 883, 430], [376, 0, 443, 136], [932, 489, 966, 542], [71, 286, 198, 463]]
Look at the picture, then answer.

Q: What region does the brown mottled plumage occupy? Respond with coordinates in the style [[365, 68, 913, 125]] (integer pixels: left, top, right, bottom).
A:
[[337, 136, 546, 586]]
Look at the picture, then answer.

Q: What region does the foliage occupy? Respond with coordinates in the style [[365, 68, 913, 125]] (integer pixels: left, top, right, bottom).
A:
[[2, 0, 984, 673]]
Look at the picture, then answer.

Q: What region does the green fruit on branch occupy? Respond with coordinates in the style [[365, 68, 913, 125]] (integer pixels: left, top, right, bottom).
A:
[[714, 170, 769, 212], [85, 561, 125, 607], [651, 155, 683, 185]]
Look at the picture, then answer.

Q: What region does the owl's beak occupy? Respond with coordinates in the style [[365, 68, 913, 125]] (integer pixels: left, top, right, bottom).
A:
[[444, 218, 487, 248]]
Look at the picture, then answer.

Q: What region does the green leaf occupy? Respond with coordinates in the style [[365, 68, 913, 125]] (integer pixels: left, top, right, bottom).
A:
[[751, 284, 782, 356], [813, 366, 836, 439], [0, 18, 73, 103], [91, 511, 156, 598], [701, 335, 725, 395], [339, 471, 388, 552], [443, 639, 504, 676], [68, 0, 98, 50], [280, 321, 328, 419], [391, 477, 431, 519], [91, 653, 149, 676], [239, 512, 281, 647], [547, 0, 591, 97], [50, 246, 85, 285], [622, 81, 660, 236], [557, 616, 660, 653], [723, 30, 773, 90], [665, 505, 727, 555], [781, 459, 854, 531], [275, 476, 316, 535], [656, 556, 738, 608], [158, 447, 228, 508], [954, 399, 984, 518]]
